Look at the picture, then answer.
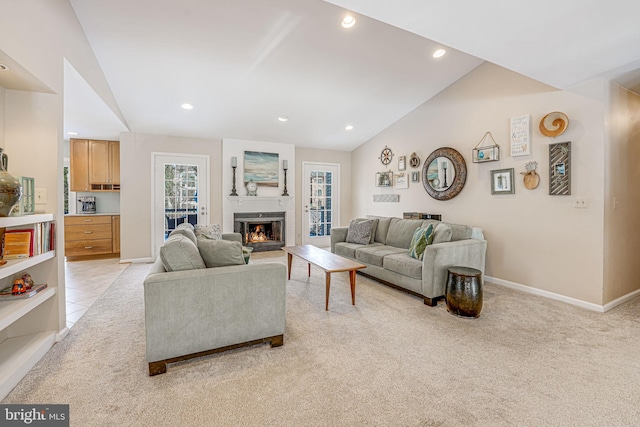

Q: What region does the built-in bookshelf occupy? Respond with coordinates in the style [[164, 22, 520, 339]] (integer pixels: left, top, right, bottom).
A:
[[0, 213, 60, 400]]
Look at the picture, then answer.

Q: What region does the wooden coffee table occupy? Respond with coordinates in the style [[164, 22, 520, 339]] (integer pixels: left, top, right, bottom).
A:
[[282, 245, 366, 311]]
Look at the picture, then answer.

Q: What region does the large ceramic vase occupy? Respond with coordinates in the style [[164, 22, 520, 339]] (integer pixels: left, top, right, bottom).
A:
[[0, 148, 22, 217]]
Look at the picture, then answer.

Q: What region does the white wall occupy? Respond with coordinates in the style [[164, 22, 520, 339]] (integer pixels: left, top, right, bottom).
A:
[[352, 63, 607, 305], [120, 132, 223, 262], [0, 86, 5, 147], [603, 82, 640, 303]]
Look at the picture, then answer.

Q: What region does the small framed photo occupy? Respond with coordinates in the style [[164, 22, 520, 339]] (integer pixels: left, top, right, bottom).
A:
[[491, 168, 515, 195], [554, 162, 566, 176], [411, 171, 420, 183], [395, 173, 409, 189], [398, 156, 406, 171]]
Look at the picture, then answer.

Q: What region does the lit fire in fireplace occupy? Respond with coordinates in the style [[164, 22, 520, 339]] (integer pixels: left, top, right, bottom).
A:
[[247, 224, 272, 242]]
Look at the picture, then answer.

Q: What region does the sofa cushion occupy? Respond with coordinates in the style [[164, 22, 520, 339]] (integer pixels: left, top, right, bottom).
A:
[[366, 215, 392, 244], [383, 253, 423, 280], [445, 223, 473, 241], [385, 218, 425, 249], [355, 245, 406, 267], [159, 234, 206, 272], [194, 223, 222, 240], [197, 237, 246, 268], [432, 223, 453, 244], [168, 226, 197, 245], [355, 218, 379, 244], [335, 242, 382, 259], [408, 223, 434, 261], [346, 219, 376, 245]]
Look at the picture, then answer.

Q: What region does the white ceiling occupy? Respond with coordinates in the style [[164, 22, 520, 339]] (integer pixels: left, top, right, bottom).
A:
[[63, 0, 640, 150]]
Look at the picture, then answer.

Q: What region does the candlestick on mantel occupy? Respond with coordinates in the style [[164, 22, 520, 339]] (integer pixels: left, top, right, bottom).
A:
[[282, 160, 289, 196], [230, 157, 238, 196]]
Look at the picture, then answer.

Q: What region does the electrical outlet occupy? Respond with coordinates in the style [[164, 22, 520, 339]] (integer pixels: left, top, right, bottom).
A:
[[35, 188, 47, 204], [574, 197, 588, 209]]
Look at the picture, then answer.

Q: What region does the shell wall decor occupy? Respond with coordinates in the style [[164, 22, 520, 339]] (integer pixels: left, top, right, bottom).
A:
[[539, 111, 569, 137]]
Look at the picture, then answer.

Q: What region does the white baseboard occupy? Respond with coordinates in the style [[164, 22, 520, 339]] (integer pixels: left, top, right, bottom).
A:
[[603, 288, 640, 312], [485, 275, 606, 312], [56, 327, 70, 342], [119, 257, 153, 264]]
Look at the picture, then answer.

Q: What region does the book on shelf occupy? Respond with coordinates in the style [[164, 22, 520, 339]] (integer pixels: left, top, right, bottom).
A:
[[0, 283, 48, 301], [1, 221, 56, 260], [3, 229, 34, 259]]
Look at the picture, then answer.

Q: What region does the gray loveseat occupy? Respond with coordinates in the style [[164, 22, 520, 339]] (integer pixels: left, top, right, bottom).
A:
[[331, 216, 487, 306], [143, 226, 286, 375]]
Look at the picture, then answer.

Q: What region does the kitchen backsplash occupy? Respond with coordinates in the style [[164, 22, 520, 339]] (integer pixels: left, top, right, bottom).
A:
[[74, 192, 120, 214]]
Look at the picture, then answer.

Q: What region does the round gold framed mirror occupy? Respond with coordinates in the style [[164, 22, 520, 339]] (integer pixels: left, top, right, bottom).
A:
[[422, 147, 467, 200]]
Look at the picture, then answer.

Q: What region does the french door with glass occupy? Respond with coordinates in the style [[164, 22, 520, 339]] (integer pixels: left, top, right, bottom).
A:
[[301, 162, 340, 247]]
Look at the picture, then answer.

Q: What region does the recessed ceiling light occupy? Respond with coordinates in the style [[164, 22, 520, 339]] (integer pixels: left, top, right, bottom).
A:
[[341, 15, 356, 29], [67, 131, 78, 136], [345, 125, 354, 131], [433, 49, 446, 58], [278, 116, 289, 122], [0, 64, 9, 71], [181, 103, 194, 110]]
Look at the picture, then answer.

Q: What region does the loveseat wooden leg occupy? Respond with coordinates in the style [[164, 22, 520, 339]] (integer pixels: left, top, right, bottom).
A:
[[149, 361, 167, 376], [424, 296, 440, 307], [269, 334, 284, 348]]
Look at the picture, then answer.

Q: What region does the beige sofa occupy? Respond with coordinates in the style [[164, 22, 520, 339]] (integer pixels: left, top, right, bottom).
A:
[[143, 225, 286, 375], [331, 216, 487, 306]]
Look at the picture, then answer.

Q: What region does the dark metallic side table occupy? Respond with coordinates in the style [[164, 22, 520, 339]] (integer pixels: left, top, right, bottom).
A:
[[445, 266, 483, 318]]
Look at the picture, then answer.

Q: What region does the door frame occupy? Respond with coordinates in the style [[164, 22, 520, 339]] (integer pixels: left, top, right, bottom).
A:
[[301, 161, 340, 247], [151, 152, 210, 260]]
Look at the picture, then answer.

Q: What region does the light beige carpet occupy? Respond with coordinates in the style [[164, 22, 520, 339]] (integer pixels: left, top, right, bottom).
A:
[[3, 250, 640, 426]]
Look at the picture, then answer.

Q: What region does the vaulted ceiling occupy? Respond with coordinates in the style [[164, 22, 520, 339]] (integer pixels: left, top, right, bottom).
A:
[[64, 0, 640, 150]]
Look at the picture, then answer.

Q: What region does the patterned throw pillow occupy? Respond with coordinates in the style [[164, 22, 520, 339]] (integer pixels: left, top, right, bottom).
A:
[[345, 219, 375, 245], [194, 224, 222, 240], [408, 224, 434, 261]]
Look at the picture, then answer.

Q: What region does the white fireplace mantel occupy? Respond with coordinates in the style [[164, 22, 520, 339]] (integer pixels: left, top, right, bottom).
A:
[[225, 196, 292, 206]]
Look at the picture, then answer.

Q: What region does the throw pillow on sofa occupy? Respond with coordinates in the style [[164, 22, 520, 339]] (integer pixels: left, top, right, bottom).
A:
[[408, 223, 434, 261], [197, 236, 246, 268], [346, 219, 376, 245], [431, 223, 453, 244], [194, 224, 222, 240], [160, 234, 206, 272], [168, 226, 198, 245]]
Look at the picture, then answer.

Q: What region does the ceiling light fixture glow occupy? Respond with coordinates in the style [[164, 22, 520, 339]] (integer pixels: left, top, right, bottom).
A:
[[345, 125, 354, 131], [181, 103, 194, 110], [433, 49, 446, 58], [278, 116, 289, 122], [341, 15, 356, 29], [0, 64, 9, 71]]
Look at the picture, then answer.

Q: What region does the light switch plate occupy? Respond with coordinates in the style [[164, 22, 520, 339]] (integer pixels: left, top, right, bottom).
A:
[[35, 188, 47, 204]]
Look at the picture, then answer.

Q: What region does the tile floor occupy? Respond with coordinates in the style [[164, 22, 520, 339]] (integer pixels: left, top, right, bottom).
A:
[[65, 257, 129, 329]]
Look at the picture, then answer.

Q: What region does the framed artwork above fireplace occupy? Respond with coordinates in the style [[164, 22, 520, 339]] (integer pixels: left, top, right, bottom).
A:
[[243, 151, 279, 187]]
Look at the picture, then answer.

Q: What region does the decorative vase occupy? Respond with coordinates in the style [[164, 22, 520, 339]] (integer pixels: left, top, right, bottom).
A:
[[0, 148, 22, 217]]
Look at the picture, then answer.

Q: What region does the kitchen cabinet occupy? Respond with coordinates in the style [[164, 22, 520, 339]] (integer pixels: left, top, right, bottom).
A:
[[64, 215, 120, 257], [70, 139, 90, 192], [70, 139, 120, 192], [0, 214, 59, 400], [111, 215, 120, 253]]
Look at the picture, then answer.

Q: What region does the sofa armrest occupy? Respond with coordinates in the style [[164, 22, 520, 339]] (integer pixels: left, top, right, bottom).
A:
[[222, 232, 242, 243], [422, 239, 487, 299], [144, 262, 286, 362], [330, 227, 349, 253]]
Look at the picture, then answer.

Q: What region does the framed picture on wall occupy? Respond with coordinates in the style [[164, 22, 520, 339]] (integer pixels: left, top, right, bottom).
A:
[[398, 156, 406, 171], [491, 168, 515, 195], [411, 171, 420, 183], [396, 173, 409, 189]]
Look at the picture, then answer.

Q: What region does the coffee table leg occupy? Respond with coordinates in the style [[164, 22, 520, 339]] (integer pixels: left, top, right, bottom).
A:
[[286, 253, 292, 280], [349, 270, 356, 305], [308, 263, 311, 277], [325, 272, 331, 311]]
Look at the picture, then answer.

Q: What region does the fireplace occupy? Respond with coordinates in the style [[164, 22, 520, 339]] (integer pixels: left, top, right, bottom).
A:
[[234, 211, 285, 252]]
